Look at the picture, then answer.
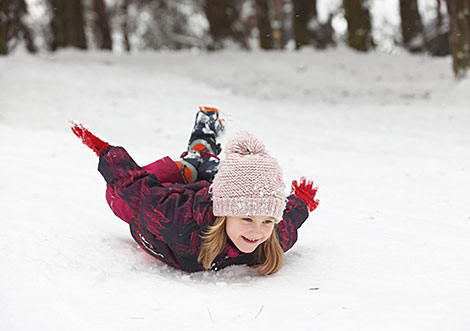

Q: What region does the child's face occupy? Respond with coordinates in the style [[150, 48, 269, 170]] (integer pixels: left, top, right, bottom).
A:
[[225, 216, 275, 253]]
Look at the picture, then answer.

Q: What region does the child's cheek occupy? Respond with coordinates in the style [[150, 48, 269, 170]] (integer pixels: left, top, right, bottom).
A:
[[239, 224, 248, 234], [264, 226, 274, 238]]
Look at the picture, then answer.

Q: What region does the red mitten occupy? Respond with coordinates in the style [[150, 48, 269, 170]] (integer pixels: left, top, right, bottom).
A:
[[70, 122, 110, 156], [291, 177, 319, 212]]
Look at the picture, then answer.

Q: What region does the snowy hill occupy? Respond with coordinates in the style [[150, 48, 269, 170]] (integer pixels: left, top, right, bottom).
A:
[[1, 48, 469, 331]]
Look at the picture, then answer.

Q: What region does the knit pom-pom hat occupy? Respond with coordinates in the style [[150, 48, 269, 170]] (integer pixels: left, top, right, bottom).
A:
[[211, 132, 287, 222]]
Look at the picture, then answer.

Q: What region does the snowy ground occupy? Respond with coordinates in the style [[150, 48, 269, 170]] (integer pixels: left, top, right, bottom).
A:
[[1, 48, 470, 331]]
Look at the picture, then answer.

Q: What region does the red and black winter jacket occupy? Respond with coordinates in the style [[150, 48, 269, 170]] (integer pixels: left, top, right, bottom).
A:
[[99, 146, 309, 272]]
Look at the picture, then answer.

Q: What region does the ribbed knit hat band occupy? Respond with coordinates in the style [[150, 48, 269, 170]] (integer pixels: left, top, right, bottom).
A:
[[211, 132, 286, 222]]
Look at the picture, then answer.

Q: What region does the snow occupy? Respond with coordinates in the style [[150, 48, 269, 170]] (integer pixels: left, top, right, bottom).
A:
[[1, 48, 470, 331]]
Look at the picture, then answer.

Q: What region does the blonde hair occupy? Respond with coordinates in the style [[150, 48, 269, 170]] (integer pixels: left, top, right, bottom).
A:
[[198, 216, 284, 275]]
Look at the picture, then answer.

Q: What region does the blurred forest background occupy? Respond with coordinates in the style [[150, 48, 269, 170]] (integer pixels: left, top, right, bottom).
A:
[[0, 0, 469, 77]]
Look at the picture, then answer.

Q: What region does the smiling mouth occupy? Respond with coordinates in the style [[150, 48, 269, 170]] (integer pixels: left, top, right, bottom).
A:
[[242, 235, 260, 244]]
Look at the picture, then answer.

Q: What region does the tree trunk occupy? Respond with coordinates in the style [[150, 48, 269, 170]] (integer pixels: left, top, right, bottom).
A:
[[255, 0, 273, 49], [49, 0, 87, 50], [204, 0, 246, 49], [49, 0, 65, 50], [0, 0, 36, 54], [437, 0, 444, 28], [423, 0, 450, 56], [204, 0, 226, 48], [292, 0, 315, 49], [120, 0, 131, 52], [92, 0, 112, 50], [67, 0, 87, 49], [445, 0, 470, 77], [271, 0, 286, 49], [343, 0, 373, 52], [0, 0, 12, 54], [399, 0, 424, 52], [15, 0, 36, 53]]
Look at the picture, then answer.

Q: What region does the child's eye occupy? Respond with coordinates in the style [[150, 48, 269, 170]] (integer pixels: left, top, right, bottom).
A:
[[263, 220, 273, 224], [242, 218, 253, 222]]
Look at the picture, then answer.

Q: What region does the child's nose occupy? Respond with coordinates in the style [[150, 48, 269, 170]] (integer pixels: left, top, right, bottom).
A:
[[251, 223, 263, 236]]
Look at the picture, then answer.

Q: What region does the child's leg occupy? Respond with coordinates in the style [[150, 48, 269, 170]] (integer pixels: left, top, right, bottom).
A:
[[143, 156, 184, 184], [105, 106, 224, 223], [188, 106, 224, 155], [175, 106, 225, 184]]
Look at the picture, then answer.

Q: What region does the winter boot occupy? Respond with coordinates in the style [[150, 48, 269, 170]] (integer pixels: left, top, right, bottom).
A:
[[175, 106, 225, 184], [187, 106, 225, 156], [175, 157, 199, 184]]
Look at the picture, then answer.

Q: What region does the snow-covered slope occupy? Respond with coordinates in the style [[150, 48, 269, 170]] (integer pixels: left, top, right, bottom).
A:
[[1, 48, 469, 331]]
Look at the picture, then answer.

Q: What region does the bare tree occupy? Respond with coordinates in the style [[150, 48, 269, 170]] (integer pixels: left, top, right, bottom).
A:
[[399, 0, 424, 52], [106, 0, 130, 52], [49, 0, 87, 50], [343, 0, 373, 51], [92, 0, 112, 50], [0, 0, 37, 55], [204, 0, 247, 49], [422, 0, 450, 56], [242, 0, 288, 50], [291, 0, 334, 49], [445, 0, 470, 77]]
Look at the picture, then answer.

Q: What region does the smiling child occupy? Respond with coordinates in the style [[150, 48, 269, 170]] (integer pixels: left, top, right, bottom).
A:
[[71, 107, 319, 275]]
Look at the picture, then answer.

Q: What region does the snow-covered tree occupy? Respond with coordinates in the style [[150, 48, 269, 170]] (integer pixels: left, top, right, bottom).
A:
[[0, 0, 37, 54], [123, 0, 209, 51]]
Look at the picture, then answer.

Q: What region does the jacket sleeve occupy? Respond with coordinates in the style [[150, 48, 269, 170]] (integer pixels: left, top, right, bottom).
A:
[[98, 146, 213, 245], [276, 195, 310, 252]]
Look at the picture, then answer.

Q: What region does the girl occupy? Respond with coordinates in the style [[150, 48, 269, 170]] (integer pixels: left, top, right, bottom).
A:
[[71, 106, 319, 275]]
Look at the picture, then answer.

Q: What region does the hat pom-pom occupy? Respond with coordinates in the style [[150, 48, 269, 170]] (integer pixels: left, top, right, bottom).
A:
[[226, 131, 268, 156]]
